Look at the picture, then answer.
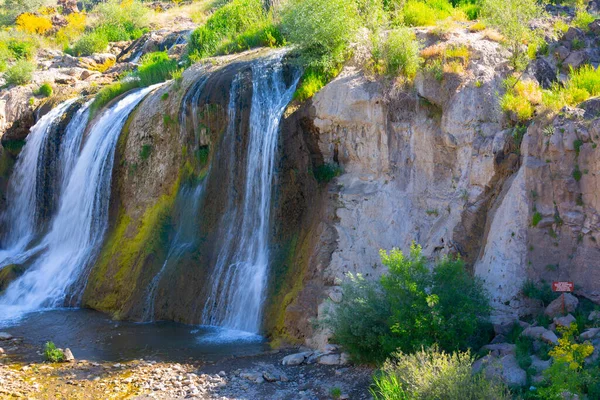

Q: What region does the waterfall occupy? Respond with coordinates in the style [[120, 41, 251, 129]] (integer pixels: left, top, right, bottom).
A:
[[143, 182, 207, 321], [202, 53, 299, 333], [0, 85, 159, 321], [0, 99, 77, 263]]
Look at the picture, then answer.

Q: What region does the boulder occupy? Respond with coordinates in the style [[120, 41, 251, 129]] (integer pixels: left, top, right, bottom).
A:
[[64, 348, 75, 362], [482, 343, 516, 356], [522, 326, 559, 345], [0, 332, 13, 340], [589, 19, 600, 35], [589, 310, 600, 321], [563, 27, 585, 42], [562, 51, 590, 73], [474, 354, 527, 387], [545, 293, 578, 318], [555, 45, 570, 61], [531, 355, 551, 374], [528, 58, 557, 89], [554, 314, 576, 328], [317, 354, 341, 365], [580, 328, 600, 340], [282, 352, 312, 366]]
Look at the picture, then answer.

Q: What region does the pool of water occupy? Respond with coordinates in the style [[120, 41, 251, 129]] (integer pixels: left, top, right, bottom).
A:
[[0, 308, 269, 363]]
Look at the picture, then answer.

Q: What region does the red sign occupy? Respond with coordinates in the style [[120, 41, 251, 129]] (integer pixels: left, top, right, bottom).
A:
[[552, 281, 574, 292]]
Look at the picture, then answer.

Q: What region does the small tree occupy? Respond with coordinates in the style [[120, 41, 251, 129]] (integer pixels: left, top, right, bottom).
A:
[[481, 0, 543, 70], [280, 0, 361, 71]]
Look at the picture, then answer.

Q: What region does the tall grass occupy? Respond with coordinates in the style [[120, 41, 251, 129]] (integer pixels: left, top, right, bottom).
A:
[[543, 65, 600, 111]]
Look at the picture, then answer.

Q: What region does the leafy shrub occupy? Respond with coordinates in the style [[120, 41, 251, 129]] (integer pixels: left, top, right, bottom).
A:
[[481, 0, 543, 70], [15, 13, 52, 35], [5, 59, 35, 85], [294, 68, 332, 101], [217, 19, 284, 55], [400, 0, 454, 26], [55, 12, 88, 47], [136, 51, 179, 86], [382, 27, 422, 79], [313, 163, 342, 182], [573, 9, 595, 32], [521, 279, 555, 305], [36, 82, 53, 97], [69, 31, 109, 56], [0, 0, 45, 24], [6, 37, 36, 60], [538, 324, 595, 399], [90, 79, 139, 115], [371, 347, 511, 400], [281, 0, 361, 71], [327, 243, 491, 363], [44, 341, 65, 362], [189, 0, 269, 59], [92, 0, 150, 33], [542, 65, 600, 111], [140, 144, 152, 160], [459, 3, 481, 20], [500, 77, 542, 122]]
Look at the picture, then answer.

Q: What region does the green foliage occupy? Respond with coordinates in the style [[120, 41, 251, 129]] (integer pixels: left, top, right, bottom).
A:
[[330, 386, 342, 399], [188, 0, 270, 60], [90, 80, 139, 115], [531, 211, 542, 227], [5, 59, 35, 85], [572, 9, 595, 32], [217, 18, 284, 54], [459, 3, 481, 20], [573, 165, 582, 182], [521, 279, 555, 306], [280, 0, 361, 71], [401, 0, 453, 27], [136, 51, 180, 87], [139, 144, 152, 160], [538, 324, 595, 399], [36, 82, 53, 97], [500, 76, 542, 122], [574, 139, 583, 156], [543, 65, 600, 111], [69, 31, 109, 56], [161, 92, 169, 101], [515, 336, 533, 370], [381, 27, 422, 79], [313, 163, 342, 183], [44, 341, 65, 362], [481, 0, 543, 70], [0, 0, 45, 25], [294, 67, 333, 101], [5, 37, 36, 60], [92, 0, 150, 34], [371, 347, 511, 400], [327, 243, 491, 363]]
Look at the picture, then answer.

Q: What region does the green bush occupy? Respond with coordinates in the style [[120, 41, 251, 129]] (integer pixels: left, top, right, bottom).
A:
[[382, 27, 422, 79], [327, 243, 491, 363], [294, 68, 332, 101], [371, 347, 511, 400], [188, 0, 269, 60], [92, 0, 149, 33], [280, 0, 361, 71], [481, 0, 543, 70], [0, 0, 45, 24], [7, 38, 36, 60], [538, 324, 595, 399], [36, 82, 53, 97], [90, 79, 139, 115], [313, 162, 342, 183], [43, 341, 65, 362], [217, 19, 284, 55], [543, 65, 600, 111], [5, 59, 35, 85], [521, 279, 555, 306], [69, 31, 109, 56], [136, 51, 180, 87], [572, 9, 595, 32]]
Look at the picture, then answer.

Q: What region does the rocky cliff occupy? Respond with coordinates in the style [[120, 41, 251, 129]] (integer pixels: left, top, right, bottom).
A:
[[1, 24, 599, 348]]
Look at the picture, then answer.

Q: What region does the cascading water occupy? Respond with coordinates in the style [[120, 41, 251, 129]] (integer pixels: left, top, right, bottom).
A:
[[0, 85, 159, 322], [143, 182, 207, 321], [202, 53, 299, 333], [0, 99, 77, 264]]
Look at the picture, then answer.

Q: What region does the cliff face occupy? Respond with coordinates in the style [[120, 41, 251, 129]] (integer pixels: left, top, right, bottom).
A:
[[1, 29, 599, 346]]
